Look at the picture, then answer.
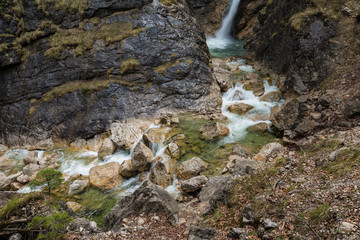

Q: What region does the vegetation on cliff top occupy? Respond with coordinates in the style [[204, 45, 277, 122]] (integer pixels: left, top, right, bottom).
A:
[[35, 0, 88, 15]]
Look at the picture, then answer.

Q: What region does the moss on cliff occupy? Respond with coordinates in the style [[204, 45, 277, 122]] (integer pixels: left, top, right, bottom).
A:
[[45, 21, 145, 59], [119, 58, 140, 75], [35, 0, 88, 15], [160, 0, 178, 6]]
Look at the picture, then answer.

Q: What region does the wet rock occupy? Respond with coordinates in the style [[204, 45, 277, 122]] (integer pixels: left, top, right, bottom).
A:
[[21, 163, 42, 180], [227, 103, 254, 115], [232, 90, 245, 101], [105, 181, 179, 231], [22, 151, 40, 165], [199, 175, 233, 215], [233, 157, 266, 176], [89, 162, 122, 190], [165, 142, 180, 159], [253, 142, 284, 162], [0, 172, 21, 191], [110, 120, 149, 151], [271, 99, 300, 131], [180, 175, 208, 193], [143, 127, 167, 149], [242, 75, 265, 96], [86, 134, 106, 151], [247, 112, 269, 122], [149, 155, 174, 188], [199, 122, 230, 140], [67, 218, 99, 234], [176, 157, 208, 180], [70, 139, 87, 149], [131, 142, 154, 172], [242, 203, 258, 225], [247, 122, 269, 133], [260, 91, 281, 102], [187, 226, 218, 240], [263, 219, 279, 229], [98, 138, 115, 160], [227, 228, 247, 239], [68, 180, 89, 196], [119, 159, 136, 178], [10, 182, 23, 191], [212, 58, 230, 70], [214, 67, 232, 92], [67, 202, 84, 212], [0, 144, 8, 156]]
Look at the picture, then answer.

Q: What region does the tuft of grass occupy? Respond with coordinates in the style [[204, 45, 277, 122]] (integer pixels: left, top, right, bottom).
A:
[[160, 0, 178, 6], [35, 0, 88, 15], [322, 148, 360, 177], [0, 192, 44, 220], [41, 79, 134, 102], [155, 59, 181, 75], [308, 204, 330, 224], [290, 7, 320, 31], [0, 43, 9, 54], [119, 58, 140, 75], [45, 21, 145, 59]]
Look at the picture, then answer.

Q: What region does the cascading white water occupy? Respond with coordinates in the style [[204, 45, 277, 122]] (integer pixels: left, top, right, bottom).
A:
[[207, 0, 241, 49]]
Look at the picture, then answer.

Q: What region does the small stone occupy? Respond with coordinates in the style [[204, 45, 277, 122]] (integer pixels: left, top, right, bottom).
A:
[[264, 219, 279, 229], [227, 227, 247, 239], [339, 221, 357, 234], [9, 233, 23, 240], [187, 226, 218, 240], [291, 177, 306, 183], [136, 217, 145, 225]]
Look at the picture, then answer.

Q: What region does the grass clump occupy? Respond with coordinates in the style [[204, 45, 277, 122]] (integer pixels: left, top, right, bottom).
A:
[[322, 147, 360, 177], [0, 43, 9, 54], [45, 21, 145, 59], [35, 0, 88, 15], [120, 58, 140, 75], [308, 204, 330, 224], [290, 7, 320, 31], [0, 192, 44, 220], [160, 0, 178, 6], [155, 59, 181, 75], [41, 79, 133, 102]]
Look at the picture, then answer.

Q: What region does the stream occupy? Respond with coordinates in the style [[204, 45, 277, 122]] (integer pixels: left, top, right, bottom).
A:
[[1, 0, 282, 226]]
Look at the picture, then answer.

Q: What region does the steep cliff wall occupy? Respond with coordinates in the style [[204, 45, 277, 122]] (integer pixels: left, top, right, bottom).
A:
[[0, 0, 222, 146]]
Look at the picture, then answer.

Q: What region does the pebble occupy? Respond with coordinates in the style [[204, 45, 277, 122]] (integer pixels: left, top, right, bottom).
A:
[[339, 221, 357, 234]]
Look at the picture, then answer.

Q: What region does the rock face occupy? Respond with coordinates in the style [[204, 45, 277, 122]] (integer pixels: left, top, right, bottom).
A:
[[199, 122, 230, 141], [104, 181, 179, 231], [235, 0, 338, 95], [176, 157, 208, 180], [89, 162, 122, 190], [0, 0, 222, 146]]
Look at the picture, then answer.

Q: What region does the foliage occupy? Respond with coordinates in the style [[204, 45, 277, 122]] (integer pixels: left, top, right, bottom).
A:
[[35, 0, 88, 15], [28, 212, 73, 240], [30, 168, 64, 194], [308, 204, 330, 224], [0, 192, 43, 220]]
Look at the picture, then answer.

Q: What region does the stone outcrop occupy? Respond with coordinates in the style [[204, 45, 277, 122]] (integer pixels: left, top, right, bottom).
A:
[[131, 141, 154, 172], [0, 0, 222, 146], [149, 154, 174, 188], [104, 181, 179, 231], [89, 162, 122, 190], [180, 175, 208, 193], [199, 122, 230, 141], [176, 157, 208, 180], [227, 103, 254, 115]]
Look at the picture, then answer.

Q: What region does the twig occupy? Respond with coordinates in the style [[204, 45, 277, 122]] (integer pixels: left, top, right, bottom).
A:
[[0, 218, 29, 227]]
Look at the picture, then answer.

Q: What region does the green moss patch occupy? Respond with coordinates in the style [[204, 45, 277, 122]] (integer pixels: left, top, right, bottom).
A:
[[35, 0, 88, 15], [120, 58, 140, 75], [45, 21, 145, 59], [160, 0, 178, 6]]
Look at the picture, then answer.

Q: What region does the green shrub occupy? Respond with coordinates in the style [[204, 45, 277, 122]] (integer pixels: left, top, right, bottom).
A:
[[30, 168, 64, 194], [28, 212, 73, 240]]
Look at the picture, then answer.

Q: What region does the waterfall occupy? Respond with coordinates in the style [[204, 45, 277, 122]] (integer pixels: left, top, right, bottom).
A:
[[207, 0, 241, 49]]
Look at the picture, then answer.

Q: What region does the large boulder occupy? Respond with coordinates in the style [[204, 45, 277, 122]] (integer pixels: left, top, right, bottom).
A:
[[142, 127, 167, 149], [149, 154, 174, 188], [89, 162, 122, 190], [271, 99, 300, 131], [187, 226, 218, 240], [253, 142, 284, 162], [227, 103, 254, 115], [165, 142, 180, 159], [98, 138, 115, 160], [232, 156, 266, 176], [247, 122, 269, 133], [131, 142, 154, 172], [260, 91, 281, 102], [21, 163, 42, 180], [0, 172, 21, 191], [199, 122, 229, 141], [110, 120, 149, 151], [104, 181, 179, 231], [68, 180, 89, 196], [213, 67, 232, 92], [242, 74, 265, 96], [119, 159, 136, 178], [180, 175, 208, 193], [199, 175, 233, 215], [176, 157, 208, 180]]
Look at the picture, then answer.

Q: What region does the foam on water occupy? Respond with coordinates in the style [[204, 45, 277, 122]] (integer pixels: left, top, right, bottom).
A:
[[239, 65, 256, 72]]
